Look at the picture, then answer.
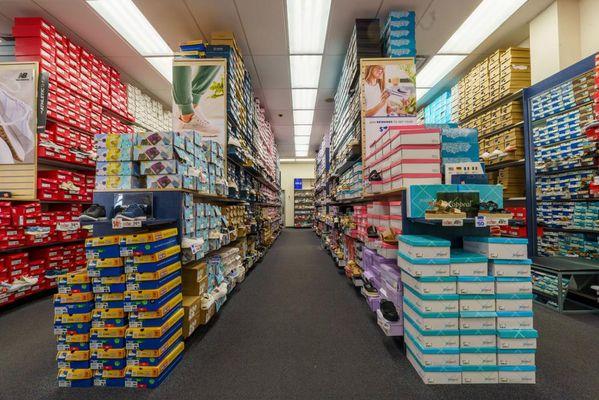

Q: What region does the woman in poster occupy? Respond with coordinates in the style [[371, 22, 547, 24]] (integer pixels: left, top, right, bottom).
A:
[[363, 65, 390, 117], [173, 64, 222, 135]]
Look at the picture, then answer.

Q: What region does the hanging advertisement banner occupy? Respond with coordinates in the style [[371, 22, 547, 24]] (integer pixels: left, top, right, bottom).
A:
[[0, 62, 39, 200], [359, 58, 417, 195], [172, 58, 228, 153]]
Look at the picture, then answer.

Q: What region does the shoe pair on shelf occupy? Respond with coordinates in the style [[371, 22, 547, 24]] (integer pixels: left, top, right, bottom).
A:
[[80, 203, 149, 221]]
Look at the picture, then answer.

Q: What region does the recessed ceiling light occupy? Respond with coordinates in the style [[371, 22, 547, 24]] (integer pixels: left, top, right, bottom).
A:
[[295, 144, 309, 151], [146, 56, 173, 83], [439, 0, 528, 54], [294, 136, 310, 145], [295, 150, 309, 157], [286, 0, 331, 54], [294, 125, 312, 136], [416, 55, 466, 88], [292, 89, 318, 110], [293, 110, 314, 125], [290, 55, 322, 88], [87, 0, 172, 56]]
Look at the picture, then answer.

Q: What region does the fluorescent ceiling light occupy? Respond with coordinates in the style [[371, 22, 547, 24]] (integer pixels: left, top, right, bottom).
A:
[[294, 125, 312, 136], [280, 158, 297, 162], [293, 110, 314, 125], [295, 144, 309, 151], [286, 0, 331, 54], [416, 55, 466, 88], [295, 151, 308, 157], [290, 55, 322, 88], [146, 57, 173, 83], [439, 0, 527, 54], [294, 136, 311, 145], [292, 89, 318, 110], [87, 0, 172, 56], [416, 88, 430, 101]]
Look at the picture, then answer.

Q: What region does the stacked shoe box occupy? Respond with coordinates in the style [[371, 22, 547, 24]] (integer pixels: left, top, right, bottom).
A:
[[424, 90, 452, 124], [122, 229, 184, 388], [205, 139, 226, 196], [464, 236, 537, 384], [86, 235, 128, 387], [54, 270, 94, 387], [95, 134, 138, 189], [397, 235, 461, 384], [364, 126, 441, 194], [13, 17, 133, 168], [204, 254, 227, 312], [381, 11, 416, 58], [336, 162, 362, 200], [182, 261, 214, 338], [38, 169, 93, 203], [254, 100, 279, 183], [126, 83, 172, 131]]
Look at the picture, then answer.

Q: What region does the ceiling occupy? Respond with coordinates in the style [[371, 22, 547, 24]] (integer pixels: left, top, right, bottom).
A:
[[0, 0, 553, 157]]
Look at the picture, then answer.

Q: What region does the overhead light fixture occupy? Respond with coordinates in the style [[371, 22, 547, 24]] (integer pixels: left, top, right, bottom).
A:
[[295, 144, 309, 151], [439, 0, 527, 54], [280, 158, 315, 162], [292, 89, 318, 110], [295, 151, 309, 157], [87, 0, 172, 56], [294, 136, 311, 145], [416, 55, 466, 88], [294, 125, 312, 136], [146, 56, 173, 83], [286, 0, 331, 54], [293, 110, 314, 125], [290, 55, 322, 88]]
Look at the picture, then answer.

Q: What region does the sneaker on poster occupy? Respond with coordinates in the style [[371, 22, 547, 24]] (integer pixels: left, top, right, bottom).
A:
[[0, 84, 35, 163], [175, 113, 219, 135], [80, 204, 106, 221]]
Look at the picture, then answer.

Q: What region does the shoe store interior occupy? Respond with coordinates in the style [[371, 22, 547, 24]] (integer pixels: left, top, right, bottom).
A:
[[0, 0, 598, 398]]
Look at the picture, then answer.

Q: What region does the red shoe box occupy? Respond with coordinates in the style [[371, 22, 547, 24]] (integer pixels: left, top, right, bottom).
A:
[[28, 259, 46, 276], [38, 178, 59, 191]]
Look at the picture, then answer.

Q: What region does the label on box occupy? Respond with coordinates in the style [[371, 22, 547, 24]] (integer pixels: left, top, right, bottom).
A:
[[56, 221, 80, 231], [442, 218, 464, 227], [112, 219, 142, 229]]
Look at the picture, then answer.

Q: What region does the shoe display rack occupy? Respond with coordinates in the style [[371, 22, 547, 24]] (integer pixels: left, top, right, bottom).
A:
[[1, 16, 136, 308], [522, 52, 599, 313], [294, 179, 315, 229]]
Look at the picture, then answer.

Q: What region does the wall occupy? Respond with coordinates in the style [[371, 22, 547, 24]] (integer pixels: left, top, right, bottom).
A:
[[280, 161, 316, 227], [529, 0, 598, 83]]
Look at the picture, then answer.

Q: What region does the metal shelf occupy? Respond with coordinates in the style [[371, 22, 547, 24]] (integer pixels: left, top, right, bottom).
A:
[[38, 158, 95, 171]]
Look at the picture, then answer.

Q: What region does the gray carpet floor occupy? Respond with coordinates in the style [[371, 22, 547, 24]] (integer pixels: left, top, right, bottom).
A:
[[1, 228, 599, 400]]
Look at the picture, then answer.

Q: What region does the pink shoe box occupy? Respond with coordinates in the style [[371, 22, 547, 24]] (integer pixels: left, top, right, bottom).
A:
[[389, 201, 402, 216], [372, 201, 389, 215], [376, 309, 404, 336], [388, 144, 441, 164], [390, 159, 441, 175], [390, 215, 402, 233], [379, 215, 390, 229], [390, 126, 441, 146]]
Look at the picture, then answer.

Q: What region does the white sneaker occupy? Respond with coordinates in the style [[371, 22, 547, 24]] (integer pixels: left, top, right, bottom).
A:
[[181, 237, 204, 249], [0, 85, 35, 162], [480, 152, 491, 160], [175, 113, 220, 135], [200, 293, 214, 310]]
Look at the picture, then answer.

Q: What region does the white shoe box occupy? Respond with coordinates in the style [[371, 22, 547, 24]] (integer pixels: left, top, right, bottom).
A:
[[460, 333, 497, 348], [497, 330, 538, 350], [459, 313, 496, 330], [489, 260, 532, 277], [449, 250, 488, 276], [496, 311, 534, 329], [398, 235, 451, 259], [463, 237, 528, 260], [405, 332, 460, 366], [403, 300, 459, 331], [398, 252, 450, 277], [405, 318, 459, 348], [498, 350, 536, 366], [457, 277, 495, 295], [496, 294, 533, 312], [498, 368, 536, 384], [462, 369, 499, 384], [459, 296, 496, 312], [406, 349, 462, 384], [460, 351, 497, 366], [401, 271, 456, 295], [404, 285, 459, 313], [495, 277, 532, 294]]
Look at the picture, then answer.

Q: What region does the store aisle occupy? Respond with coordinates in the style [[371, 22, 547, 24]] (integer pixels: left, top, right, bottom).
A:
[[1, 229, 599, 400]]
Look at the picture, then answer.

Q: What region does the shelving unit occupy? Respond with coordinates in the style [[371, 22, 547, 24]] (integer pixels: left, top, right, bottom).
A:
[[294, 183, 315, 229]]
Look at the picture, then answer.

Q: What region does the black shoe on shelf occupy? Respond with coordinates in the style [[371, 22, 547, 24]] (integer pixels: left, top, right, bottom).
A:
[[380, 300, 399, 322], [80, 204, 106, 221]]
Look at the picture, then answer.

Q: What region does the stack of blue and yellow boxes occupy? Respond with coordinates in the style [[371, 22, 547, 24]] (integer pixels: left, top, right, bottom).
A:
[[55, 270, 94, 387], [123, 228, 184, 388], [86, 234, 128, 387]]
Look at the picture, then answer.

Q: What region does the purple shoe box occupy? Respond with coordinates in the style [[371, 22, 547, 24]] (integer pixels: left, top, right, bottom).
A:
[[366, 294, 381, 312]]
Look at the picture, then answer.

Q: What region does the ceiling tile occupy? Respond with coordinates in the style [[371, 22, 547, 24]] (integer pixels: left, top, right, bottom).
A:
[[261, 89, 292, 110], [268, 109, 293, 126], [253, 56, 290, 89], [183, 0, 251, 55], [134, 0, 202, 50], [234, 0, 288, 55]]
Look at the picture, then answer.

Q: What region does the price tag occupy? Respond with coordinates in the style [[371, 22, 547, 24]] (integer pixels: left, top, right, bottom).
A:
[[484, 217, 509, 226], [112, 219, 142, 229], [442, 218, 464, 227], [475, 216, 487, 228], [56, 221, 80, 231]]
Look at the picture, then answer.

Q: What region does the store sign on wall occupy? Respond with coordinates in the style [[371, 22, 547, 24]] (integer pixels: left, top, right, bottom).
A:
[[294, 178, 303, 190]]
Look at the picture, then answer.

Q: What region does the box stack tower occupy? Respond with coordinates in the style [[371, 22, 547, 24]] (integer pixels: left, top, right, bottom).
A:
[[86, 235, 128, 387], [54, 270, 94, 387], [123, 232, 184, 389]]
